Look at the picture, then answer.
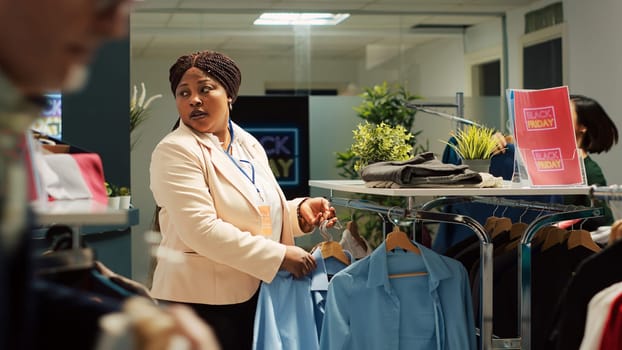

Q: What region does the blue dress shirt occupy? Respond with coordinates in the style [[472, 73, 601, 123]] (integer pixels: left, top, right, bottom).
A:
[[320, 241, 476, 350], [310, 248, 351, 335], [253, 248, 351, 350]]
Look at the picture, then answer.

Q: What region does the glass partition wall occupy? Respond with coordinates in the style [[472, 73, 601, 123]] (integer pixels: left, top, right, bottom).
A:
[[129, 8, 508, 270], [130, 9, 509, 146]]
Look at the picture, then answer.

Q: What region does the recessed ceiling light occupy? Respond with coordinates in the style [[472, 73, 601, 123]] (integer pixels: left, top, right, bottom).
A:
[[254, 12, 350, 26]]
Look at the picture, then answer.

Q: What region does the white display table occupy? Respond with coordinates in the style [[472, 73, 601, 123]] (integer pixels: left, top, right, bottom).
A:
[[32, 199, 128, 226], [309, 179, 592, 197]]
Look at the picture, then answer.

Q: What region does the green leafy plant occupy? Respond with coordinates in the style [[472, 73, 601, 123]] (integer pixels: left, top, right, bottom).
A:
[[335, 82, 428, 179], [441, 125, 498, 160], [351, 122, 413, 171], [335, 82, 429, 248], [105, 182, 118, 197], [118, 186, 131, 196], [105, 182, 130, 197]]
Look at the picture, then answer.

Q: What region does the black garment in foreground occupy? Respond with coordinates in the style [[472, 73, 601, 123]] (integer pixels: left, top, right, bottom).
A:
[[160, 289, 260, 350], [548, 239, 622, 350]]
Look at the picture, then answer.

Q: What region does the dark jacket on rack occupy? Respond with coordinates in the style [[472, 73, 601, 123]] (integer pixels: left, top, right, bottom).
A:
[[548, 239, 622, 349]]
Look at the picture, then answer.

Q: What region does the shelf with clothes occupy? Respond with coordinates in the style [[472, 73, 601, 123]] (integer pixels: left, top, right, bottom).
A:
[[310, 179, 601, 350]]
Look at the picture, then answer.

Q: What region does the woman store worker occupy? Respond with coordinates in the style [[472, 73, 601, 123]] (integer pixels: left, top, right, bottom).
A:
[[149, 50, 337, 350], [564, 94, 618, 229]]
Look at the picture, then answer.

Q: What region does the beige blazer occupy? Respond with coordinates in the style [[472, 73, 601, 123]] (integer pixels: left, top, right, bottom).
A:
[[149, 121, 308, 305]]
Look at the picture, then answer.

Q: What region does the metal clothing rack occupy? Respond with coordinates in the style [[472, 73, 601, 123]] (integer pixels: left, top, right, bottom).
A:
[[420, 196, 602, 350], [591, 185, 622, 201], [405, 92, 484, 128], [311, 180, 601, 350], [330, 196, 494, 350]]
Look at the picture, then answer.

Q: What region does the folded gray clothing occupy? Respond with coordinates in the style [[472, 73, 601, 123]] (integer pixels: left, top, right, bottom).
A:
[[364, 171, 482, 188], [360, 152, 473, 185]]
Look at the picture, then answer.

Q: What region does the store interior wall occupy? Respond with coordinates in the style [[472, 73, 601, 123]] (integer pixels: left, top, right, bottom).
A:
[[130, 0, 622, 283]]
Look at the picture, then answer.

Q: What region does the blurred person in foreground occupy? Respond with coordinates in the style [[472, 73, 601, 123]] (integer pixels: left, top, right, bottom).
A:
[[0, 1, 220, 349]]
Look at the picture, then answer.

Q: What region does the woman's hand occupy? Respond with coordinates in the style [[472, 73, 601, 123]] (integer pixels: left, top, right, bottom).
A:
[[491, 132, 509, 156], [280, 245, 317, 278], [298, 197, 337, 231]]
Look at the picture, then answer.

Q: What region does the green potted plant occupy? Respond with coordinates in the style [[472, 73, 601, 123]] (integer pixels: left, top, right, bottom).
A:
[[118, 186, 131, 209], [441, 125, 499, 172], [336, 82, 427, 179], [105, 182, 131, 209], [350, 121, 414, 172], [105, 182, 120, 209], [335, 82, 428, 248]]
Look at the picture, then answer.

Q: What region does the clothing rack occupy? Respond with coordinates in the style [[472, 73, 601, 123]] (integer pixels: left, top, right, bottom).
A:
[[328, 194, 601, 350], [517, 206, 602, 349], [416, 195, 602, 350], [591, 185, 622, 201], [405, 92, 484, 128], [330, 196, 494, 350]]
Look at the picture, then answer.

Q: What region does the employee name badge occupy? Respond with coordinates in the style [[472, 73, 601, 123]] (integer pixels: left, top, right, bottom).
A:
[[258, 203, 272, 237]]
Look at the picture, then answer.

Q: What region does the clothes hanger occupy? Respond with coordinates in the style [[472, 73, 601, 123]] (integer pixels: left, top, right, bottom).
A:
[[541, 226, 570, 252], [531, 225, 555, 248], [491, 206, 512, 239], [567, 229, 601, 253], [38, 225, 140, 300], [386, 225, 420, 255], [315, 219, 350, 266], [37, 225, 95, 275], [384, 208, 426, 278], [528, 208, 553, 248], [484, 203, 501, 234], [509, 207, 530, 241], [386, 225, 428, 278]]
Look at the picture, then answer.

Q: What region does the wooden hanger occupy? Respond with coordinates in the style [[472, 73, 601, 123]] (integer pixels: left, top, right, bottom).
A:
[[317, 241, 351, 266], [386, 226, 427, 278], [491, 217, 512, 240], [499, 222, 531, 254], [531, 226, 555, 247], [314, 219, 351, 266], [509, 222, 528, 241], [541, 227, 569, 252], [484, 216, 499, 234], [567, 229, 601, 253], [386, 225, 420, 254], [484, 204, 503, 234]]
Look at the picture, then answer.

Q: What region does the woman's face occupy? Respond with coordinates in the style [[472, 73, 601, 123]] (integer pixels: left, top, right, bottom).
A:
[[570, 100, 586, 142], [175, 67, 230, 137]]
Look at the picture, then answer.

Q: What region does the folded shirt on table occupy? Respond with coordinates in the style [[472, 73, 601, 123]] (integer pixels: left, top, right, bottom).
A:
[[360, 152, 505, 188]]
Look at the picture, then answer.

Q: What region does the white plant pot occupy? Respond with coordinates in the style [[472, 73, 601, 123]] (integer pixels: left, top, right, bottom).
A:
[[119, 195, 131, 210], [107, 196, 120, 209]]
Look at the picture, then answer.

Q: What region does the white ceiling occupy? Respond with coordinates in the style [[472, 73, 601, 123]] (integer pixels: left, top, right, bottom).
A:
[[131, 0, 538, 59]]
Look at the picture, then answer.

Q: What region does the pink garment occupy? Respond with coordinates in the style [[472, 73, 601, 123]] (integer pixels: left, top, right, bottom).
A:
[[39, 152, 108, 204], [599, 292, 622, 350]]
